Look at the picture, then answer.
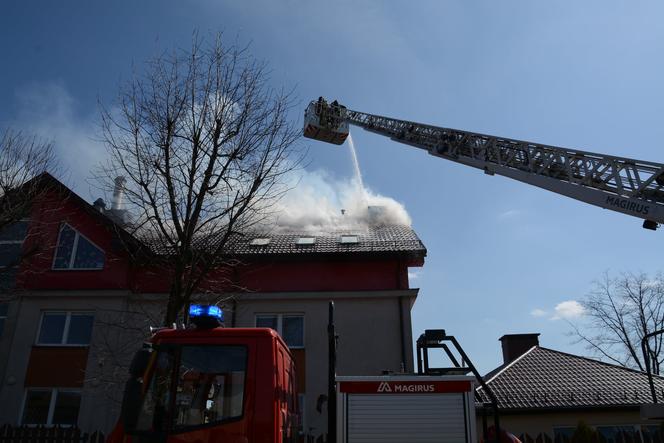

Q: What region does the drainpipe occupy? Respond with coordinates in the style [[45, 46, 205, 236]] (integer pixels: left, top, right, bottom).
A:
[[398, 296, 406, 371]]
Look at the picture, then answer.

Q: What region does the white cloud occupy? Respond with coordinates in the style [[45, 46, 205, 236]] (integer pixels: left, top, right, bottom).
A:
[[530, 308, 547, 318], [408, 270, 421, 280], [551, 300, 585, 320]]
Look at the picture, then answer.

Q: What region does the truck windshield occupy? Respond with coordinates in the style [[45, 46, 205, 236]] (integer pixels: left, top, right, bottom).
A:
[[135, 345, 248, 432]]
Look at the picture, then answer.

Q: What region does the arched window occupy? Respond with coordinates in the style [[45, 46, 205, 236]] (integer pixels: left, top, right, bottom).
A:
[[53, 224, 105, 270]]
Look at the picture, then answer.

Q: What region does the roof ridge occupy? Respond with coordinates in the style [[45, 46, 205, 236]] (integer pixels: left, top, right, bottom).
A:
[[538, 346, 664, 380], [481, 345, 538, 388]]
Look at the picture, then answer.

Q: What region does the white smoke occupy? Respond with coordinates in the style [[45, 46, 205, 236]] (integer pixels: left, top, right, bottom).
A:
[[272, 133, 411, 231], [272, 170, 411, 231]]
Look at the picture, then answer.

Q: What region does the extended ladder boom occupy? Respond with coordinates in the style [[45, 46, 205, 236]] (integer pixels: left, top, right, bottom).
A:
[[304, 99, 664, 229]]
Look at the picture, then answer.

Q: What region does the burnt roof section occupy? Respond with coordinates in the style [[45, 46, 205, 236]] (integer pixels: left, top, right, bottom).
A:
[[476, 346, 664, 410], [145, 224, 427, 260]]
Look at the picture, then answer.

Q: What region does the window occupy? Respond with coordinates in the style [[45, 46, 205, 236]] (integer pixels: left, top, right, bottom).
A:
[[295, 237, 315, 246], [173, 346, 247, 428], [249, 238, 271, 246], [0, 303, 7, 338], [0, 220, 28, 268], [37, 312, 94, 345], [339, 235, 358, 244], [53, 224, 105, 270], [21, 389, 81, 425], [256, 314, 304, 348], [136, 345, 248, 431]]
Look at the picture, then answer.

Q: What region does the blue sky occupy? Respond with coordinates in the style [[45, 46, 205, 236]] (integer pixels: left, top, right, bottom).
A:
[[2, 1, 664, 372]]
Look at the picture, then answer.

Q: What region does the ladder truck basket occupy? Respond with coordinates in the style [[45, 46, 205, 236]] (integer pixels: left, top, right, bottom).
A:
[[304, 99, 349, 145]]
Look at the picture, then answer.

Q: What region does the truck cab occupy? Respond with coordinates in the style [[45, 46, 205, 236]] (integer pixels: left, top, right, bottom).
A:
[[109, 307, 298, 443]]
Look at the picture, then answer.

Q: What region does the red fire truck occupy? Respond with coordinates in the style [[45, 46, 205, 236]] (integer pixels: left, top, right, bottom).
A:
[[108, 305, 299, 443], [109, 304, 498, 443]]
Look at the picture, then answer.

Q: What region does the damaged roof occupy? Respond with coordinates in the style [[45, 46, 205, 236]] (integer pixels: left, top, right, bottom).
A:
[[27, 173, 426, 261], [145, 224, 427, 260], [476, 346, 664, 410]]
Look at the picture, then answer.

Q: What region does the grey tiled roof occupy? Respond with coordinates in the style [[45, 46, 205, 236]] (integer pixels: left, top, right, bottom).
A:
[[476, 346, 664, 410], [144, 225, 426, 258]]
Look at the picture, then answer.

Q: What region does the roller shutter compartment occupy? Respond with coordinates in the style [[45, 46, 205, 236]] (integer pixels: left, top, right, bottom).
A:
[[347, 393, 467, 443]]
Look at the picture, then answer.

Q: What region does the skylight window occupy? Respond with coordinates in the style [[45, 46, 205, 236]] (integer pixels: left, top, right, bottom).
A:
[[53, 224, 105, 270], [340, 235, 359, 244], [249, 238, 271, 246], [296, 237, 315, 245]]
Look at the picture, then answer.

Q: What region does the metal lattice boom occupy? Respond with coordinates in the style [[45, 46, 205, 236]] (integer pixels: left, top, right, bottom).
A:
[[343, 107, 664, 227]]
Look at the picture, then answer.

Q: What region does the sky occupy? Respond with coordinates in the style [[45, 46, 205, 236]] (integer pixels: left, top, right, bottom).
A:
[[2, 1, 664, 372]]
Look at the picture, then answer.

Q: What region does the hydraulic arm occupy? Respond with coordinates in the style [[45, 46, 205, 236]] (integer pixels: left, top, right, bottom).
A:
[[304, 99, 664, 229]]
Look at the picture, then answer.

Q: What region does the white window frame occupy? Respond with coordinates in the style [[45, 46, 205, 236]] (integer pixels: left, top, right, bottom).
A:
[[20, 388, 82, 426], [0, 219, 28, 268], [52, 223, 105, 271], [255, 313, 305, 349], [295, 237, 315, 245], [35, 311, 95, 347], [339, 235, 359, 244]]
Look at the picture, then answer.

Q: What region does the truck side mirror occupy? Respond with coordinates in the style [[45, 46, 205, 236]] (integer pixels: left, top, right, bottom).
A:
[[121, 378, 142, 432], [121, 347, 152, 433], [129, 348, 151, 378]]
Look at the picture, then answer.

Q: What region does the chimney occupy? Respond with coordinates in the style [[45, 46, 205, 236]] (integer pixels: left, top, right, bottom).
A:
[[112, 176, 126, 210], [499, 333, 540, 365], [93, 198, 106, 213]]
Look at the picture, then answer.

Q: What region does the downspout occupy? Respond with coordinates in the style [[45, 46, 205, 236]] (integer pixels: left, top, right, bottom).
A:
[[398, 296, 406, 372]]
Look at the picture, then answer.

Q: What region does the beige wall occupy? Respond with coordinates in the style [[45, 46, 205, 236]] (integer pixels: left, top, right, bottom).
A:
[[0, 288, 417, 439], [0, 290, 133, 433], [479, 409, 654, 437], [233, 289, 417, 438]]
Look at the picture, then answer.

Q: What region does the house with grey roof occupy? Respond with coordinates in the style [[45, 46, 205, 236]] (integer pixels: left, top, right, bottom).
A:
[[0, 173, 427, 439], [477, 334, 664, 442]]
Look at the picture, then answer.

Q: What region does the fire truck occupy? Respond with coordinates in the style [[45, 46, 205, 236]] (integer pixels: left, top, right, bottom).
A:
[[110, 303, 496, 443], [108, 305, 299, 443]]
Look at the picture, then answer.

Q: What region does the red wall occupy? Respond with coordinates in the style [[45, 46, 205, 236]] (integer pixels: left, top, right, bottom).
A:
[[18, 192, 130, 291], [17, 192, 418, 294]]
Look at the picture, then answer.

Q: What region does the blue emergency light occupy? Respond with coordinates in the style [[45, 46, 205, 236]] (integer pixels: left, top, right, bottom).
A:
[[189, 304, 224, 328]]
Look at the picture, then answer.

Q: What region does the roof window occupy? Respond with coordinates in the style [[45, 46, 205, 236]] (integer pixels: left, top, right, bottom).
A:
[[340, 235, 359, 244], [249, 238, 271, 246], [296, 237, 315, 245]]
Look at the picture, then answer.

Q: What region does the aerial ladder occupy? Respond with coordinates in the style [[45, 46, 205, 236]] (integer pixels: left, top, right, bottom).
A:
[[304, 98, 664, 230]]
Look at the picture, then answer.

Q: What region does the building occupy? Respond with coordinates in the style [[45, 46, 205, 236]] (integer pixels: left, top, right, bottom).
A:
[[0, 173, 426, 438], [477, 333, 664, 441]]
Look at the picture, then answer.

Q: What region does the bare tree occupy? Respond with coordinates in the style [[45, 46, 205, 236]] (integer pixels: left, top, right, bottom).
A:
[[97, 35, 301, 326], [571, 271, 664, 374], [0, 129, 56, 231], [0, 129, 57, 278]]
